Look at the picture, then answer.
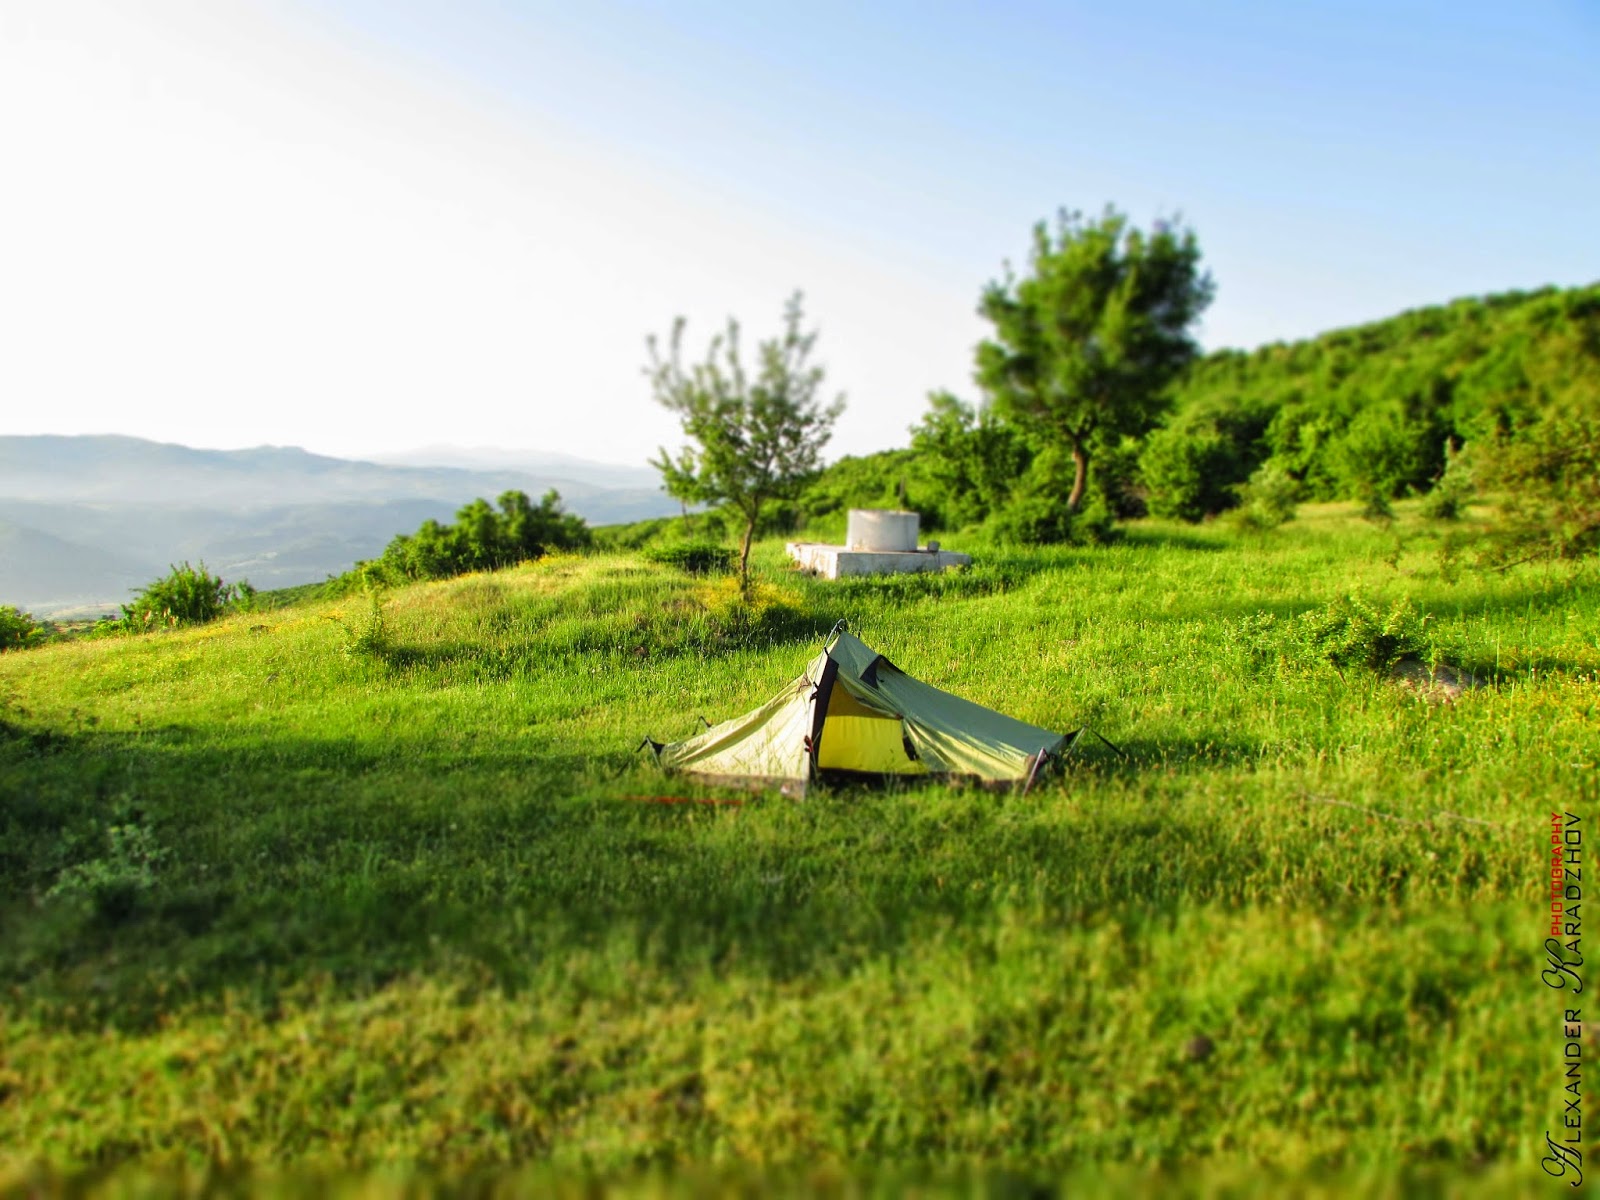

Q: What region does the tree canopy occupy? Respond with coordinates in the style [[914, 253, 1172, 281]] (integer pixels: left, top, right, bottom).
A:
[[976, 207, 1214, 514]]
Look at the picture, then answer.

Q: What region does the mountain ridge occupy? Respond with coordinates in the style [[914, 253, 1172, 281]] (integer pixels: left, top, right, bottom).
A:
[[0, 435, 677, 615]]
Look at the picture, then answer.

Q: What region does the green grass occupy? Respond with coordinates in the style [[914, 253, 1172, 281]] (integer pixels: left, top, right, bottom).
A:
[[1, 503, 1595, 1192]]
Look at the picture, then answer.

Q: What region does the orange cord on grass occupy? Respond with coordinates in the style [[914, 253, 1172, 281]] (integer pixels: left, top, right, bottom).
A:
[[619, 794, 746, 808]]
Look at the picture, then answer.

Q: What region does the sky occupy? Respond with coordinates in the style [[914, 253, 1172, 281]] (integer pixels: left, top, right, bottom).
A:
[[2, 1, 1597, 468]]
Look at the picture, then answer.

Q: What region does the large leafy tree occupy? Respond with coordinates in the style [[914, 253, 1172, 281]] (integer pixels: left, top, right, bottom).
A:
[[977, 207, 1214, 513], [647, 292, 846, 585]]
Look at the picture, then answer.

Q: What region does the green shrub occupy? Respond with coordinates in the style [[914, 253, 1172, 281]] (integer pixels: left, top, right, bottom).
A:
[[1290, 595, 1435, 673], [1227, 462, 1302, 532], [1326, 406, 1443, 504], [122, 563, 248, 630], [1478, 407, 1599, 562], [1418, 439, 1474, 521], [47, 799, 168, 924], [1357, 485, 1395, 524], [375, 490, 592, 584], [1092, 435, 1149, 519], [328, 588, 391, 659], [1233, 596, 1439, 677], [902, 392, 1034, 529], [0, 605, 41, 652], [645, 543, 735, 576], [988, 451, 1114, 546], [1141, 423, 1246, 521]]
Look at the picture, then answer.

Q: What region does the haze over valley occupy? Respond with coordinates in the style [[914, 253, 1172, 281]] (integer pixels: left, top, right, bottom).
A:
[[0, 435, 673, 615]]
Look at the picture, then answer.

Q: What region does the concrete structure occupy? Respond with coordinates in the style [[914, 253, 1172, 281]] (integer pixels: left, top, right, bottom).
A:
[[847, 508, 919, 552], [787, 509, 972, 580]]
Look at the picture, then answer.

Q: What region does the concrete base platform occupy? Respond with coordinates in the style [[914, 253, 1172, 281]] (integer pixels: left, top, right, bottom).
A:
[[786, 542, 972, 580]]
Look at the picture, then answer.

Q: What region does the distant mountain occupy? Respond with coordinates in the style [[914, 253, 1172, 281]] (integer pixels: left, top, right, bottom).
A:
[[368, 445, 660, 490], [0, 436, 676, 616], [0, 518, 152, 614]]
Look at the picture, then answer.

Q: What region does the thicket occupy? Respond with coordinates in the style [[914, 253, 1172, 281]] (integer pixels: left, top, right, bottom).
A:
[[1143, 283, 1600, 519], [790, 399, 1121, 546], [370, 490, 591, 583]]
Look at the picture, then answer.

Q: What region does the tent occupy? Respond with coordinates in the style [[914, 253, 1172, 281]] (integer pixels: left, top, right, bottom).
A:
[[643, 622, 1083, 795]]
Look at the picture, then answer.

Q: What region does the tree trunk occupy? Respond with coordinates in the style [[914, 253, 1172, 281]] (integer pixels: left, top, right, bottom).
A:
[[1067, 443, 1089, 512], [738, 516, 756, 593]]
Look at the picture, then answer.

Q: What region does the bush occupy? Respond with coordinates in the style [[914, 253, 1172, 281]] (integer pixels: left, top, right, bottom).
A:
[[1093, 435, 1149, 519], [1326, 406, 1441, 502], [646, 542, 736, 576], [1418, 439, 1474, 521], [122, 563, 248, 630], [905, 393, 1034, 529], [1141, 423, 1248, 522], [328, 587, 391, 659], [1357, 486, 1395, 524], [47, 799, 168, 924], [374, 490, 592, 584], [1233, 595, 1438, 678], [1227, 462, 1301, 532], [1291, 595, 1435, 673], [0, 605, 42, 652], [1478, 408, 1599, 563], [988, 451, 1114, 546]]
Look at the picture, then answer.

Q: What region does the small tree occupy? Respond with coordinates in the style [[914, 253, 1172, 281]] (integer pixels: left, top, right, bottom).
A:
[[976, 207, 1214, 515], [647, 292, 845, 586]]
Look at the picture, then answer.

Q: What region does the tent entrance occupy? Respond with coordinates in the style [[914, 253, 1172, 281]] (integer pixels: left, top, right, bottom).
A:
[[815, 680, 926, 775]]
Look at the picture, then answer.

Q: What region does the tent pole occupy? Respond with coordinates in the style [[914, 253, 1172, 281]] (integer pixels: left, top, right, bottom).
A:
[[1022, 748, 1048, 795]]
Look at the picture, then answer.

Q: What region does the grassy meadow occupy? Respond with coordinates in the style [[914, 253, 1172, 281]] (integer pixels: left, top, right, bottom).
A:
[[1, 503, 1595, 1195]]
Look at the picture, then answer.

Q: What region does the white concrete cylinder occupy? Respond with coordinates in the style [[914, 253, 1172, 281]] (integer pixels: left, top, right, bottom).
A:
[[847, 509, 919, 552]]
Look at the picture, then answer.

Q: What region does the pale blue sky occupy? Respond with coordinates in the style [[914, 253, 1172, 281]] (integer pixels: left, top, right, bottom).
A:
[[300, 0, 1600, 319], [2, 1, 1595, 463]]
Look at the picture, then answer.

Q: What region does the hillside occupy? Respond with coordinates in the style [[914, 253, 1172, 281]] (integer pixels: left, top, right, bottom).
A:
[[0, 436, 676, 615], [1147, 282, 1600, 513], [1, 507, 1589, 1189], [790, 282, 1600, 530]]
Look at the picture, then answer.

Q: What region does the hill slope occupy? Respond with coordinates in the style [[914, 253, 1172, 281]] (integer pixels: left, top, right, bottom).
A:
[[0, 511, 1589, 1184], [1145, 281, 1600, 512], [791, 282, 1600, 528]]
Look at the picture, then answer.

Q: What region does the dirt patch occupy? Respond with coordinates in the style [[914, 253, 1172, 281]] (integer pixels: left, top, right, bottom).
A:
[[1388, 657, 1484, 703]]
